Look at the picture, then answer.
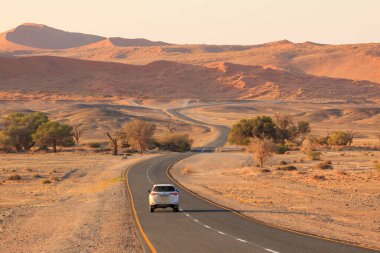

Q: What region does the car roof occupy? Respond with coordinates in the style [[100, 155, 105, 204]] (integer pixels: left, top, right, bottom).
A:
[[153, 184, 175, 187]]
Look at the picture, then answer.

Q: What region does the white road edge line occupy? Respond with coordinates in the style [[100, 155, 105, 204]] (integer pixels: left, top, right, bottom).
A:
[[185, 214, 190, 217], [218, 231, 225, 235], [236, 238, 247, 243], [265, 249, 280, 253], [204, 225, 211, 229], [193, 219, 199, 223]]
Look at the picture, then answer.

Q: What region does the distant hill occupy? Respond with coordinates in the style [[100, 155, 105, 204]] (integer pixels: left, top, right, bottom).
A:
[[0, 23, 105, 50], [0, 56, 378, 100]]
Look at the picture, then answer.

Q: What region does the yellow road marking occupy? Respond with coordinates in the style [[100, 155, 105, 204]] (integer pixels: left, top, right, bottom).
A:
[[126, 163, 157, 253]]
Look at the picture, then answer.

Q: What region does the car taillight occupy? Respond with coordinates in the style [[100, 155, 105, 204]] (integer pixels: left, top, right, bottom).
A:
[[150, 193, 157, 196], [170, 192, 178, 196]]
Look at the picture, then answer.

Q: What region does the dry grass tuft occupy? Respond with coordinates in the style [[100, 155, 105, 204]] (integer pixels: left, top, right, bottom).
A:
[[261, 168, 271, 173], [315, 161, 333, 170], [181, 166, 193, 175], [279, 160, 288, 165], [42, 179, 51, 184], [312, 175, 326, 181], [277, 165, 297, 171], [50, 176, 61, 182], [308, 151, 322, 160], [8, 174, 22, 180], [336, 169, 347, 176], [32, 173, 42, 178]]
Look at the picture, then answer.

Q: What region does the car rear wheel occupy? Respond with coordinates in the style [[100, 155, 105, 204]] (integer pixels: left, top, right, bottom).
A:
[[149, 206, 155, 212], [173, 207, 179, 212]]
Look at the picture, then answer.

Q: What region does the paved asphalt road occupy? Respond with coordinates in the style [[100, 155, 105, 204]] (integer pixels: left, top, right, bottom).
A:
[[127, 108, 377, 253]]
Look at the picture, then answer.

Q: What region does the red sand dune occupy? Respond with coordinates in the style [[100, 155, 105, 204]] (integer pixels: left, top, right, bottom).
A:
[[0, 23, 104, 50], [0, 56, 378, 100]]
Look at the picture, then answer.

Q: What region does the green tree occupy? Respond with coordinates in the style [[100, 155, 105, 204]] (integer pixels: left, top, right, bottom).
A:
[[228, 116, 277, 145], [4, 112, 48, 151], [33, 121, 74, 152]]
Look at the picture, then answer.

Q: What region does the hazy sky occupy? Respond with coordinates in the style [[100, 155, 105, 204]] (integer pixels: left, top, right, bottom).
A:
[[2, 0, 380, 45]]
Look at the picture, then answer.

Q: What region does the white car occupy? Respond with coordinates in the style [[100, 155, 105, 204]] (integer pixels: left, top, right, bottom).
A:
[[148, 184, 179, 212]]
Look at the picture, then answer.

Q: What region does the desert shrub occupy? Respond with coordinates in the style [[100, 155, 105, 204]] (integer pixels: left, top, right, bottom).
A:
[[125, 119, 156, 154], [49, 169, 57, 174], [376, 163, 380, 173], [312, 175, 326, 180], [307, 151, 322, 160], [248, 138, 275, 168], [8, 174, 21, 180], [277, 165, 297, 171], [328, 131, 353, 146], [336, 169, 347, 175], [181, 166, 193, 175], [50, 176, 60, 181], [32, 173, 41, 178], [0, 130, 13, 152], [87, 142, 102, 148], [156, 133, 193, 152], [25, 168, 33, 172], [279, 160, 288, 165], [276, 144, 290, 154], [42, 179, 51, 184], [315, 161, 333, 170], [261, 168, 271, 173]]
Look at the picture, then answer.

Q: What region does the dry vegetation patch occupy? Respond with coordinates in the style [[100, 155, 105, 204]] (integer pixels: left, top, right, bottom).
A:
[[0, 152, 147, 252], [171, 151, 380, 250]]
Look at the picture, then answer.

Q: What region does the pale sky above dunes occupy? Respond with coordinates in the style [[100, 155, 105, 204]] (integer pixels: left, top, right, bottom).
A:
[[2, 0, 380, 45]]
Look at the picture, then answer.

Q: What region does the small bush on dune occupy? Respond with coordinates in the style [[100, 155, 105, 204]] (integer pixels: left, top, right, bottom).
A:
[[8, 174, 22, 180], [315, 161, 333, 170], [279, 160, 288, 165], [261, 168, 271, 173]]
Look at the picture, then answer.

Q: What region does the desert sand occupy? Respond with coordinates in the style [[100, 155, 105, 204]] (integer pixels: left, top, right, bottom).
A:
[[0, 152, 160, 253], [171, 151, 380, 250]]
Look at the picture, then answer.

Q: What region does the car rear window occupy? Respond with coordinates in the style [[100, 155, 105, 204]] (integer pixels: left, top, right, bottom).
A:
[[153, 186, 176, 192]]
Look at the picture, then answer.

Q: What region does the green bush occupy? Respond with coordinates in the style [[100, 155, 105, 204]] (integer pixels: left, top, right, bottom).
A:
[[276, 144, 290, 154]]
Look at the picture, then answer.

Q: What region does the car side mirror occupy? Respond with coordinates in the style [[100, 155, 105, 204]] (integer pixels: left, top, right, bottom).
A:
[[148, 190, 151, 193]]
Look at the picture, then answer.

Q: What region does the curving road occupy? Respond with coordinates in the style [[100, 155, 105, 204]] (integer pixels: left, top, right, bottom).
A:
[[126, 107, 377, 253]]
